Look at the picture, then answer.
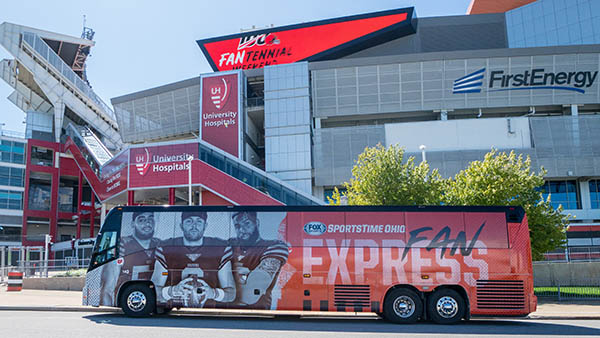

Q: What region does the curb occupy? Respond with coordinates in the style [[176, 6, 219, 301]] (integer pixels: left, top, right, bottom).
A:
[[1, 306, 600, 320], [0, 306, 120, 313]]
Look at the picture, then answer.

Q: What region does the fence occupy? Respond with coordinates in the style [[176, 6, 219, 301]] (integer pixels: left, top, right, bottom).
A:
[[535, 280, 600, 301], [542, 246, 600, 262], [0, 258, 89, 282]]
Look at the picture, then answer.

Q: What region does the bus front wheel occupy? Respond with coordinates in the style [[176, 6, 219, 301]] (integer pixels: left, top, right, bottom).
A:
[[382, 288, 422, 324], [427, 288, 465, 325], [120, 284, 156, 317]]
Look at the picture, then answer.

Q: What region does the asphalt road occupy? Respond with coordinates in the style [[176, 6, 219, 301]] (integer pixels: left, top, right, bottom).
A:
[[1, 311, 600, 338]]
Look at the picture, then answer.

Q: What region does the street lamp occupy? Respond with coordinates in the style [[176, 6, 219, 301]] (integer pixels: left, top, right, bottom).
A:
[[419, 144, 427, 163], [187, 155, 193, 206]]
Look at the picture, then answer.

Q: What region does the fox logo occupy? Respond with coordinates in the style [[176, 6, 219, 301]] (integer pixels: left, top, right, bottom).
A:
[[135, 148, 150, 176], [210, 78, 230, 109]]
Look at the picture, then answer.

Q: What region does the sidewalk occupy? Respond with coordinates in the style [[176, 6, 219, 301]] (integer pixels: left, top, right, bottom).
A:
[[1, 286, 599, 319]]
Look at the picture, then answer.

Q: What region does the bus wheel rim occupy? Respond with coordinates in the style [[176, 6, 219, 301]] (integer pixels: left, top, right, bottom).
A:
[[392, 295, 415, 318], [436, 296, 458, 318], [127, 291, 147, 312]]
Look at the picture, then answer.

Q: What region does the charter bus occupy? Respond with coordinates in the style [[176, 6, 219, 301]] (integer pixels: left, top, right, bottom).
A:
[[82, 205, 536, 324]]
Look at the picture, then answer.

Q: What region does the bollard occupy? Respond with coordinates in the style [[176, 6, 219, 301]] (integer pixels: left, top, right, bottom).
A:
[[7, 271, 23, 291]]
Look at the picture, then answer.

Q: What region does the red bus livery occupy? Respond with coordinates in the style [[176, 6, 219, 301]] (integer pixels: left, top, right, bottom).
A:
[[82, 205, 536, 324]]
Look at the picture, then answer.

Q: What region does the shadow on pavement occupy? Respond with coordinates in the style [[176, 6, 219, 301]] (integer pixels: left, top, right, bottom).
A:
[[84, 313, 600, 336]]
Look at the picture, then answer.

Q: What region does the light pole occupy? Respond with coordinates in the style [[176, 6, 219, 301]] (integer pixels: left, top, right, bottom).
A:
[[419, 144, 427, 163], [187, 155, 193, 206], [44, 234, 51, 277]]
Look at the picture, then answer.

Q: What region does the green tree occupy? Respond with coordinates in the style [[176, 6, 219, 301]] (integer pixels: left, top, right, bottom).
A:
[[333, 145, 568, 261], [329, 144, 444, 206], [443, 149, 568, 261]]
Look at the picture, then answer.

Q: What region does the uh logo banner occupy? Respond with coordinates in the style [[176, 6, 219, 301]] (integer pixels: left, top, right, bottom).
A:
[[200, 71, 243, 159], [453, 67, 598, 94]]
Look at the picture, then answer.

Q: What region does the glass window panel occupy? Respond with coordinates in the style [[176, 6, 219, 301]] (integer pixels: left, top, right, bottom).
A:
[[12, 154, 24, 164], [238, 165, 253, 186], [266, 180, 282, 201], [8, 200, 21, 209], [590, 180, 600, 209]]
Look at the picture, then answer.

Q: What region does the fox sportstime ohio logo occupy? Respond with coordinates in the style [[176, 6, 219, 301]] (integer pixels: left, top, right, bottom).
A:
[[135, 148, 150, 176], [453, 68, 598, 94], [210, 78, 230, 109]]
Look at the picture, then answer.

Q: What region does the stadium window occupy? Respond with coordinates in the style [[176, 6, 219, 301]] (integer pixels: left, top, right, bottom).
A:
[[590, 180, 600, 209], [540, 180, 581, 210]]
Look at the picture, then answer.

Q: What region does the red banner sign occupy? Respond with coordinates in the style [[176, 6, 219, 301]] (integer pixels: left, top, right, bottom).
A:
[[201, 73, 241, 157], [99, 150, 128, 198], [128, 142, 199, 188], [197, 8, 415, 71]]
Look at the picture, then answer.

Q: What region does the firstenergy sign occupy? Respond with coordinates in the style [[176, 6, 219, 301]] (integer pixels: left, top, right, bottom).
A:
[[453, 68, 598, 94]]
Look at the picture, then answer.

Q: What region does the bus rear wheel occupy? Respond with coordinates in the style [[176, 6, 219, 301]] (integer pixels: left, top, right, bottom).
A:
[[427, 288, 465, 325], [382, 288, 422, 324], [120, 284, 156, 317]]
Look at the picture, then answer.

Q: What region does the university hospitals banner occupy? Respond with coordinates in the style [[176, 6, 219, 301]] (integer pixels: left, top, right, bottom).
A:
[[128, 142, 199, 188], [200, 71, 243, 158]]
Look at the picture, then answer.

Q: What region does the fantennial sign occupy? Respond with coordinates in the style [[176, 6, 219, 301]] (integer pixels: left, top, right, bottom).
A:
[[453, 68, 598, 94], [196, 7, 416, 71]]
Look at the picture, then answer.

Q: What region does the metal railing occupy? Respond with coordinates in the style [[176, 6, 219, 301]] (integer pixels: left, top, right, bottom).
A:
[[198, 140, 323, 206], [66, 123, 102, 176], [0, 235, 22, 243], [0, 129, 25, 139], [535, 280, 600, 301], [540, 246, 600, 262], [246, 97, 264, 108], [21, 32, 116, 121], [8, 258, 90, 278]]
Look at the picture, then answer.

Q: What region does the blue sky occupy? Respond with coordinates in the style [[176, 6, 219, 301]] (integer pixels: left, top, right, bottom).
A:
[[0, 0, 470, 133]]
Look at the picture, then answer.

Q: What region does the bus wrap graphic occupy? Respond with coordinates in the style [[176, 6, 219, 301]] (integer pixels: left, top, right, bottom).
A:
[[453, 68, 598, 94]]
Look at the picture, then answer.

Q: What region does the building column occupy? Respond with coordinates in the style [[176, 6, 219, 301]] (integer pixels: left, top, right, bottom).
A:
[[571, 104, 579, 116], [89, 193, 95, 238], [100, 204, 106, 226], [49, 169, 59, 246], [76, 172, 83, 239], [440, 110, 448, 121], [169, 188, 175, 205], [127, 190, 135, 205], [53, 102, 65, 143], [1, 247, 5, 279], [580, 180, 591, 211]]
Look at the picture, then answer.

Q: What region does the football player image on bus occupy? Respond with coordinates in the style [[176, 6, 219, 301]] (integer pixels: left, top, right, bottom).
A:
[[230, 211, 289, 309], [151, 211, 235, 308], [100, 211, 160, 306]]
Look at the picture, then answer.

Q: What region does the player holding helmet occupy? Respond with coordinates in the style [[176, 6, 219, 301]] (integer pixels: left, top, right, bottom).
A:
[[151, 211, 235, 308]]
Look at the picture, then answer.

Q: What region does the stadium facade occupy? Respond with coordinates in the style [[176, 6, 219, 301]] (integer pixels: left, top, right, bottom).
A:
[[0, 0, 599, 261]]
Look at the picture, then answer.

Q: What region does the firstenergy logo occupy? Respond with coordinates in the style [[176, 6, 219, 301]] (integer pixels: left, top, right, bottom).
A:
[[453, 68, 598, 94]]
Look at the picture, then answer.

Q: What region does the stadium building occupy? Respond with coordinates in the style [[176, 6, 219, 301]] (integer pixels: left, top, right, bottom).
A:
[[0, 0, 599, 262]]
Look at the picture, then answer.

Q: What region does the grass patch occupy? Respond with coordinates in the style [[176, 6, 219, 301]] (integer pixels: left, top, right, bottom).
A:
[[535, 286, 600, 298], [52, 269, 87, 278]]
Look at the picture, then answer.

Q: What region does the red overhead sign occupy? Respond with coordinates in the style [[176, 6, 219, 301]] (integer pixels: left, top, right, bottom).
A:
[[200, 72, 242, 158], [197, 7, 416, 71]]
